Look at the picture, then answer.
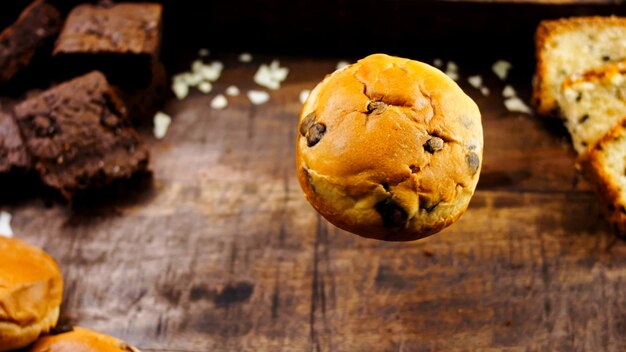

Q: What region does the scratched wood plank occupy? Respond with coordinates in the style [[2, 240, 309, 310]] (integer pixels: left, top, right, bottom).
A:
[[2, 54, 626, 352]]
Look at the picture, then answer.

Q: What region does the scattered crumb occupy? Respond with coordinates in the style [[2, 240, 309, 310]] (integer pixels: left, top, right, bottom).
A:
[[198, 61, 223, 82], [153, 112, 171, 139], [226, 85, 240, 96], [254, 60, 289, 90], [299, 89, 310, 104], [481, 87, 490, 96], [468, 75, 482, 88], [172, 80, 189, 100], [504, 97, 532, 114], [446, 71, 459, 81], [492, 60, 512, 80], [191, 59, 204, 73], [239, 52, 253, 63], [247, 90, 270, 105], [433, 58, 443, 68], [0, 211, 13, 237], [211, 94, 228, 110], [445, 61, 459, 80], [198, 48, 210, 57], [198, 81, 212, 94], [336, 61, 350, 70], [502, 85, 516, 98], [269, 60, 289, 81]]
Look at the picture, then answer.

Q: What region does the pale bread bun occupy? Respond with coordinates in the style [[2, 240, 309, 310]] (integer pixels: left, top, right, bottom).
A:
[[296, 54, 483, 241], [0, 237, 63, 351], [28, 327, 140, 351]]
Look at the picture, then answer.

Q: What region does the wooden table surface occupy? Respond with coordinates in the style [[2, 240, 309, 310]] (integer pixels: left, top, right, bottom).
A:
[[3, 44, 626, 352]]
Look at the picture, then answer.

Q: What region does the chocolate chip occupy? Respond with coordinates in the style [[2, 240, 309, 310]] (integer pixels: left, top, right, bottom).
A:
[[366, 101, 387, 114], [466, 152, 480, 175], [375, 198, 408, 229], [306, 123, 326, 147], [424, 137, 444, 153], [603, 55, 611, 62], [300, 112, 316, 136], [33, 115, 56, 137], [579, 114, 589, 124], [576, 92, 583, 102], [423, 202, 439, 213]]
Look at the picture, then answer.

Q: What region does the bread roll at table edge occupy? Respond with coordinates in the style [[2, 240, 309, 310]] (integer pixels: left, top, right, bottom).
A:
[[0, 237, 63, 351]]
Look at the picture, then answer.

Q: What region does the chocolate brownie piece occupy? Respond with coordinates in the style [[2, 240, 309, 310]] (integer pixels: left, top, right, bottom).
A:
[[0, 111, 29, 172], [53, 2, 162, 89], [13, 71, 149, 198], [0, 0, 62, 84]]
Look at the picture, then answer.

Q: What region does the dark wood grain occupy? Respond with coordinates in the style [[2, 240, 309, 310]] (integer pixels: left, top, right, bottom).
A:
[[2, 54, 625, 351]]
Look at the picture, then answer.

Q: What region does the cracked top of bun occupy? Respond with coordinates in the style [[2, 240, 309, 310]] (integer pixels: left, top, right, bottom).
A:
[[296, 54, 483, 241]]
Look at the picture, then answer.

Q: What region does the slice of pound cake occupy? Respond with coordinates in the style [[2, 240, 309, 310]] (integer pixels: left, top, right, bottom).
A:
[[560, 61, 626, 154], [534, 16, 626, 116], [580, 117, 626, 236]]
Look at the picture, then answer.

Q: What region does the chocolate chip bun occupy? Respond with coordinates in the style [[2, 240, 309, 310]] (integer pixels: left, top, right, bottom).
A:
[[0, 237, 63, 351], [28, 327, 141, 352], [296, 54, 483, 241]]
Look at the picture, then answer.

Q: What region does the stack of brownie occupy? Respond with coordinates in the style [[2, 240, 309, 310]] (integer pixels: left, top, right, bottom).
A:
[[0, 0, 164, 200]]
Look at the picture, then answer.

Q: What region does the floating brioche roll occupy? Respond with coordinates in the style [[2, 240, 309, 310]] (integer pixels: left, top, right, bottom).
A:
[[296, 54, 483, 241]]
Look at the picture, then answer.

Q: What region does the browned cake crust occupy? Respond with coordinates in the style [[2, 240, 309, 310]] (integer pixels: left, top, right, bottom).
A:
[[13, 71, 149, 199], [533, 16, 626, 117], [0, 111, 29, 172], [53, 2, 163, 88], [0, 0, 62, 83], [579, 117, 626, 236]]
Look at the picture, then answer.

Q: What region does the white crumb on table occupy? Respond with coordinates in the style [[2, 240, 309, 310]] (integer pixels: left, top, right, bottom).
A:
[[198, 81, 212, 94], [254, 60, 289, 90], [492, 60, 512, 80], [0, 211, 13, 238], [502, 85, 516, 98], [153, 112, 172, 139], [468, 75, 482, 88], [504, 97, 532, 114], [336, 61, 350, 70], [299, 89, 310, 104], [211, 94, 228, 109], [198, 61, 223, 82], [433, 58, 443, 68], [226, 85, 240, 96], [239, 52, 253, 63], [247, 90, 270, 105], [480, 87, 490, 96], [445, 61, 459, 81], [172, 80, 189, 100]]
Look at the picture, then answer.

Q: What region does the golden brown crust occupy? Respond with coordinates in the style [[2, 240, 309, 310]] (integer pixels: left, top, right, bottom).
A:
[[296, 54, 482, 241], [578, 117, 626, 235], [0, 237, 63, 351], [533, 16, 626, 117], [28, 327, 140, 352]]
